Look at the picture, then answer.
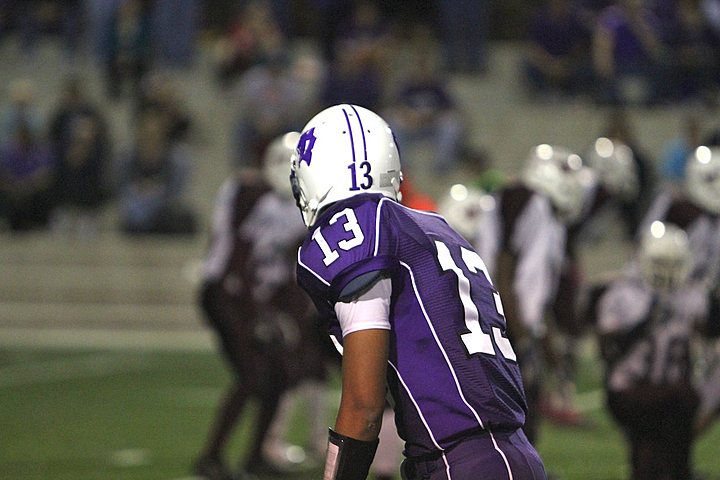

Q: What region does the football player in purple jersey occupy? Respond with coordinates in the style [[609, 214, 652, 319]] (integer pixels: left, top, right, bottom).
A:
[[194, 132, 327, 480], [290, 104, 546, 480]]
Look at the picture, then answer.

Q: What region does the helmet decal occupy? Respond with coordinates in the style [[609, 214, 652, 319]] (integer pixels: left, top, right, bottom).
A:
[[297, 128, 317, 166]]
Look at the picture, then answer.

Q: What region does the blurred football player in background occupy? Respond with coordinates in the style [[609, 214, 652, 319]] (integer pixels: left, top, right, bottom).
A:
[[291, 104, 546, 480], [194, 132, 327, 480], [541, 137, 640, 427], [592, 221, 715, 480], [474, 144, 588, 445]]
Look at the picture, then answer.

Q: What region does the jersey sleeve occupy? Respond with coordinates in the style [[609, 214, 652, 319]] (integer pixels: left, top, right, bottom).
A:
[[333, 277, 392, 337], [296, 196, 398, 304]]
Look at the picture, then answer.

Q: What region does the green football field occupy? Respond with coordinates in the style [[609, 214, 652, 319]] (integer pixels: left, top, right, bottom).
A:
[[1, 346, 719, 480]]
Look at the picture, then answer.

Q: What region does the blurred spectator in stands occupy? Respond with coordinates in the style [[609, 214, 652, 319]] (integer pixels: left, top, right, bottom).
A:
[[102, 0, 153, 100], [654, 0, 720, 103], [151, 0, 199, 67], [0, 0, 10, 40], [214, 0, 286, 87], [116, 110, 197, 235], [592, 0, 666, 105], [136, 72, 193, 144], [384, 52, 465, 175], [0, 79, 43, 144], [0, 122, 55, 232], [317, 0, 390, 112], [601, 108, 656, 236], [333, 0, 392, 75], [660, 113, 704, 192], [522, 0, 593, 99], [48, 76, 111, 238], [702, 0, 720, 36], [436, 0, 489, 74], [318, 39, 384, 112], [230, 52, 307, 168], [59, 0, 84, 61]]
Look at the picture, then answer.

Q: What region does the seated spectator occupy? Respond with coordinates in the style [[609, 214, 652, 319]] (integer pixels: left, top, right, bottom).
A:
[[102, 0, 153, 100], [214, 0, 286, 87], [384, 54, 465, 174], [230, 52, 307, 168], [116, 111, 197, 235], [654, 0, 720, 102], [136, 72, 193, 144], [317, 39, 384, 112], [48, 76, 111, 238], [592, 0, 666, 105], [0, 78, 43, 144], [0, 123, 56, 232], [522, 0, 593, 98]]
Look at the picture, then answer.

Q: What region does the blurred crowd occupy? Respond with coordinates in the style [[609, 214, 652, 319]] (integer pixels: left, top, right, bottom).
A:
[[522, 0, 720, 105], [2, 0, 720, 237]]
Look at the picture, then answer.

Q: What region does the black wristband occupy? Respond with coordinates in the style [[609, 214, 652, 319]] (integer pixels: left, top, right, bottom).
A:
[[324, 428, 379, 480]]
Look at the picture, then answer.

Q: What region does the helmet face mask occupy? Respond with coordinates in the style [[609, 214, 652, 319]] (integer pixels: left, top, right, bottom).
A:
[[686, 146, 720, 214], [290, 104, 403, 227], [639, 221, 691, 292]]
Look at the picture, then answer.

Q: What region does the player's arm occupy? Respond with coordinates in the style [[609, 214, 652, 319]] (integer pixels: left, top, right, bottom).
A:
[[336, 328, 389, 440], [324, 276, 391, 480]]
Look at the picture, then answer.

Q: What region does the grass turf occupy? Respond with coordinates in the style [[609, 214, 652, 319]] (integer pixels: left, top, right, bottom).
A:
[[1, 347, 719, 480]]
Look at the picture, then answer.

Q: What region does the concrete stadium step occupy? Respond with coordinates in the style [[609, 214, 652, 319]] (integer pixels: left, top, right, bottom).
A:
[[0, 232, 207, 331]]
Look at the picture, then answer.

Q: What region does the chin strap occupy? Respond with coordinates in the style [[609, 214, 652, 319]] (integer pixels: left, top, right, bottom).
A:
[[323, 428, 379, 480]]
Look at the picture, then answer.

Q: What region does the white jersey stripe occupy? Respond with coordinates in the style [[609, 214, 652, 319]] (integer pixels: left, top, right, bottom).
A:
[[297, 247, 331, 286], [400, 261, 486, 429], [387, 360, 443, 450]]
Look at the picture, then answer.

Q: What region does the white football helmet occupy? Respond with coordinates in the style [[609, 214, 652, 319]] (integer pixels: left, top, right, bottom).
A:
[[263, 131, 300, 200], [585, 137, 639, 201], [437, 183, 495, 241], [686, 145, 720, 214], [639, 221, 691, 291], [521, 144, 587, 223], [290, 104, 402, 227]]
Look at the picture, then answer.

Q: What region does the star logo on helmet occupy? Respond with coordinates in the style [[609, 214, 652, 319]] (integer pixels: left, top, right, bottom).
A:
[[297, 128, 317, 166]]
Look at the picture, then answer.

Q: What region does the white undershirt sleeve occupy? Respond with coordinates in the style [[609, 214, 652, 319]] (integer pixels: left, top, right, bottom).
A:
[[334, 277, 392, 338]]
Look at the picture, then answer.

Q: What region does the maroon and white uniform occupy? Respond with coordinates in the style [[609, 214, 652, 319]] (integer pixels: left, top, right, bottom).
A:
[[200, 171, 321, 392], [474, 182, 567, 443], [596, 272, 712, 480], [476, 183, 566, 338]]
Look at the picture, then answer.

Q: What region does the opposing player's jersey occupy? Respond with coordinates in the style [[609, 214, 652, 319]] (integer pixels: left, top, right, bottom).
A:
[[202, 174, 308, 305], [475, 183, 566, 335], [596, 275, 710, 392], [296, 193, 526, 457]]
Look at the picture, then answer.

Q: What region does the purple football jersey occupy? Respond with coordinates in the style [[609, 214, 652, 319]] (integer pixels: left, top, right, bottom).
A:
[[297, 193, 527, 457]]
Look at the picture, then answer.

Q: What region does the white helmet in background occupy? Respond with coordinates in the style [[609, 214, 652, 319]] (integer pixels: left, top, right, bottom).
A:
[[639, 221, 691, 291], [586, 137, 639, 201], [437, 183, 495, 242], [290, 104, 403, 227], [686, 145, 720, 214], [263, 131, 300, 200], [522, 144, 587, 223]]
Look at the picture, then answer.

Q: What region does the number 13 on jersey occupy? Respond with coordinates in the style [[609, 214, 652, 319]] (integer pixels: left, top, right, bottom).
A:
[[436, 241, 517, 362]]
